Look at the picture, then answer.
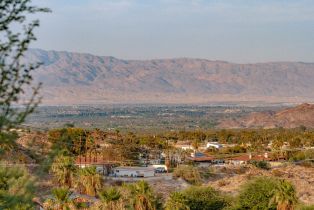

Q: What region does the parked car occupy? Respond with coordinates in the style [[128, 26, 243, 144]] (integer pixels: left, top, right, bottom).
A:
[[154, 167, 167, 173]]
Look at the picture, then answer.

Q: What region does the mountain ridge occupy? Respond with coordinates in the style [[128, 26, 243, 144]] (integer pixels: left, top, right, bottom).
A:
[[29, 48, 314, 64], [26, 49, 314, 105], [219, 103, 314, 129]]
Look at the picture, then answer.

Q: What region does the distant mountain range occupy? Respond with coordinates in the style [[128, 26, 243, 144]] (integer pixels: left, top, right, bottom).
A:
[[26, 49, 314, 105], [219, 103, 314, 129]]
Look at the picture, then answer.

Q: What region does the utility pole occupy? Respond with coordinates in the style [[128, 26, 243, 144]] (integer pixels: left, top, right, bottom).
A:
[[85, 131, 87, 167], [79, 134, 82, 166]]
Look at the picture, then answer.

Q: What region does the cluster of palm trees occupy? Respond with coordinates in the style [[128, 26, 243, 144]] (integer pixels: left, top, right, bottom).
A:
[[50, 154, 103, 196], [48, 153, 162, 209], [44, 180, 161, 210]]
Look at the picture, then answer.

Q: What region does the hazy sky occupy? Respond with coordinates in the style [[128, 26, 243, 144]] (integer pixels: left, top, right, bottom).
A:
[[32, 0, 314, 63]]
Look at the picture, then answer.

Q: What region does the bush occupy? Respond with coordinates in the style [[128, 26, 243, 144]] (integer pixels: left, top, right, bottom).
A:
[[236, 177, 278, 210], [298, 161, 314, 168], [180, 186, 230, 210], [272, 169, 284, 177], [217, 180, 229, 187], [250, 160, 271, 170], [297, 204, 314, 210], [173, 165, 201, 185], [0, 166, 36, 209], [290, 149, 314, 162], [198, 167, 216, 179], [219, 145, 247, 154], [165, 192, 190, 210]]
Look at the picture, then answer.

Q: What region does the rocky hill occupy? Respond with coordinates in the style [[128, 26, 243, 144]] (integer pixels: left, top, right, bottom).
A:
[[26, 49, 314, 104], [219, 103, 314, 128]]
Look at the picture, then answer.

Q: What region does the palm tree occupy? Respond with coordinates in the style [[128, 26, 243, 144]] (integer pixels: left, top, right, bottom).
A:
[[270, 179, 298, 210], [75, 166, 102, 196], [126, 180, 158, 210], [50, 154, 77, 188], [96, 187, 123, 210], [165, 192, 190, 210], [44, 187, 77, 210]]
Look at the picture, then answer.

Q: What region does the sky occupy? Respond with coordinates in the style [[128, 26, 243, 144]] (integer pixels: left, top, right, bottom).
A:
[[31, 0, 314, 63]]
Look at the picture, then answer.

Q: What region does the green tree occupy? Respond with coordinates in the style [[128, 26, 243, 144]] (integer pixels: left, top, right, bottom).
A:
[[237, 177, 278, 210], [50, 154, 77, 188], [0, 0, 49, 208], [48, 128, 88, 156], [96, 187, 123, 210], [297, 204, 314, 210], [0, 0, 50, 132], [181, 186, 229, 210], [165, 192, 190, 210], [0, 166, 35, 210], [75, 166, 102, 196], [126, 180, 160, 210], [173, 165, 201, 185], [270, 179, 298, 210], [250, 160, 271, 170], [44, 187, 77, 210]]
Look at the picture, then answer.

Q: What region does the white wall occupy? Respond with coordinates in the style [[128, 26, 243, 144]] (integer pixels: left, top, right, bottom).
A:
[[113, 168, 155, 177]]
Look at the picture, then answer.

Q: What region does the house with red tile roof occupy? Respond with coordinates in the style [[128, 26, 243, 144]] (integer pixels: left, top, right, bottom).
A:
[[227, 153, 271, 165]]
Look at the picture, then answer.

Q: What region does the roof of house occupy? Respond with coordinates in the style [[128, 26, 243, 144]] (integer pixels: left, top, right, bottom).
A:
[[207, 142, 222, 145], [228, 154, 272, 162]]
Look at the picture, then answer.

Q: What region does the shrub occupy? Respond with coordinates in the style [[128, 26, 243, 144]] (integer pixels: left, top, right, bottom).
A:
[[219, 145, 247, 154], [165, 192, 190, 210], [199, 167, 216, 179], [235, 177, 298, 210], [217, 180, 229, 187], [250, 160, 271, 170], [173, 165, 201, 185], [290, 149, 314, 162], [297, 204, 314, 210], [272, 169, 284, 177], [236, 177, 278, 210], [0, 166, 36, 209], [180, 186, 230, 210], [298, 161, 314, 168]]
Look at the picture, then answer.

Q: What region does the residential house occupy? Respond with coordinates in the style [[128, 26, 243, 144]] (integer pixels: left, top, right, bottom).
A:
[[174, 141, 194, 151], [227, 153, 271, 165], [75, 157, 115, 175], [112, 166, 155, 177], [187, 154, 225, 167], [206, 142, 223, 149]]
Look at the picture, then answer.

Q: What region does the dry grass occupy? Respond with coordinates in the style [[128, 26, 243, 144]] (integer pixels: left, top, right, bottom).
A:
[[207, 164, 314, 204]]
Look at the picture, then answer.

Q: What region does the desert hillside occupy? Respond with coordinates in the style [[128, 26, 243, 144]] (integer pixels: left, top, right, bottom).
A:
[[26, 49, 314, 104], [219, 103, 314, 128]]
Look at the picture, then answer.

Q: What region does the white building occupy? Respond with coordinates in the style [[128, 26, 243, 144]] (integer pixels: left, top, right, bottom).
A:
[[112, 167, 155, 177], [175, 144, 194, 150], [206, 142, 223, 149]]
